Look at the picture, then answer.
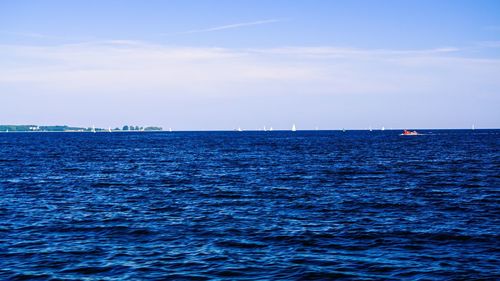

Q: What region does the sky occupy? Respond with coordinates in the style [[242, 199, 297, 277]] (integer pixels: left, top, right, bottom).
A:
[[1, 0, 499, 130]]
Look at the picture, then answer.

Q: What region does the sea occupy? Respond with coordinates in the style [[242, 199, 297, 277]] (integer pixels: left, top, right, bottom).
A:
[[0, 130, 499, 280]]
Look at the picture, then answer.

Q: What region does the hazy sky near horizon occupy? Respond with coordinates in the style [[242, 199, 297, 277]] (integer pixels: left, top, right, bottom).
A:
[[1, 0, 500, 130]]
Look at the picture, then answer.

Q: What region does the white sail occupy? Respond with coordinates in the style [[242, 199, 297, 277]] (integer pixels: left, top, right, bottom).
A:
[[92, 125, 96, 133], [472, 124, 475, 130], [292, 124, 296, 132], [381, 126, 385, 131]]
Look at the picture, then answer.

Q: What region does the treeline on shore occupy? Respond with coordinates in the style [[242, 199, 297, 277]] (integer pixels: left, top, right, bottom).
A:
[[0, 125, 163, 132]]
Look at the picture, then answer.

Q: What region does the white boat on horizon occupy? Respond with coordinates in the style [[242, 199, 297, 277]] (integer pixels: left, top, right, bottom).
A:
[[292, 124, 296, 132]]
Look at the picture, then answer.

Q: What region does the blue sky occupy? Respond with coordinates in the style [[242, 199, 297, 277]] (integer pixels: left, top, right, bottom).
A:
[[1, 0, 499, 129]]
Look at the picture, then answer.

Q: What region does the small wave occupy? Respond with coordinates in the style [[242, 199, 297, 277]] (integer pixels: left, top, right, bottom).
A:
[[61, 266, 115, 274], [215, 240, 267, 249]]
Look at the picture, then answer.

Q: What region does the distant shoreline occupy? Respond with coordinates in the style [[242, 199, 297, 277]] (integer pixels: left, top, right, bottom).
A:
[[0, 130, 169, 133], [0, 125, 163, 133]]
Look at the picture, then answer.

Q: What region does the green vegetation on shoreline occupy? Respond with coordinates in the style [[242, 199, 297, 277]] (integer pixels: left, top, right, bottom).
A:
[[0, 125, 163, 132]]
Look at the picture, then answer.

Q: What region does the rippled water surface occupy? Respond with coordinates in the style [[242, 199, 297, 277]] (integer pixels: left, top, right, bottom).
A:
[[1, 130, 499, 280]]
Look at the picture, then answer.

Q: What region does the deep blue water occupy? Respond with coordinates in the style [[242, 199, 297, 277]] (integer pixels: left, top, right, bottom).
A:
[[0, 130, 499, 280]]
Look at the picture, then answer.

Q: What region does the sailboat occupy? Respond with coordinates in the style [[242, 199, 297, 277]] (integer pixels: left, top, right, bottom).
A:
[[92, 125, 96, 133], [369, 126, 373, 132], [237, 127, 242, 132], [381, 126, 385, 131], [472, 124, 475, 131], [108, 127, 112, 133], [269, 127, 273, 131], [292, 124, 296, 132], [169, 128, 172, 132]]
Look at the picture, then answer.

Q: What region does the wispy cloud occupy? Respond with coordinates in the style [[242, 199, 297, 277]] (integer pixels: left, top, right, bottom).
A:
[[2, 40, 498, 93], [250, 46, 462, 59], [1, 40, 499, 129], [0, 30, 53, 39], [167, 19, 286, 35], [0, 30, 93, 42]]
